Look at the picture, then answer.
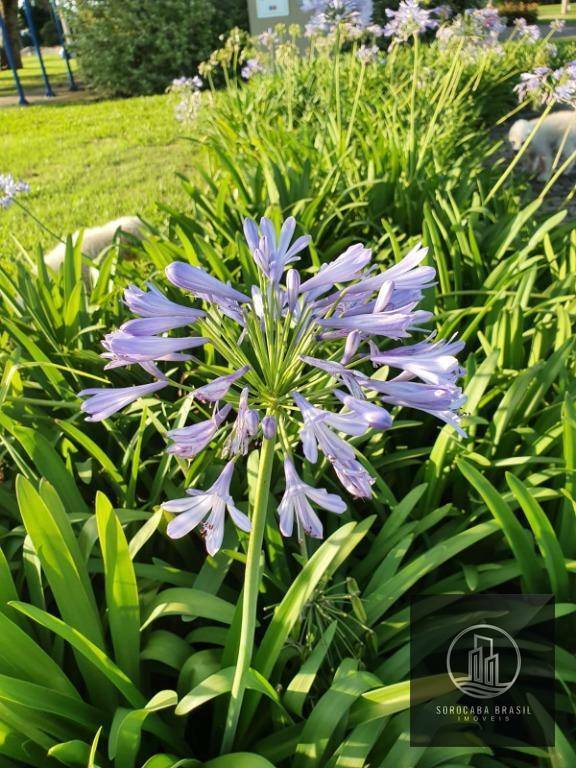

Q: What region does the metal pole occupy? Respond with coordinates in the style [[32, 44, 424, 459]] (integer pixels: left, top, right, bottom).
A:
[[48, 0, 77, 91], [22, 0, 55, 98], [0, 14, 27, 105]]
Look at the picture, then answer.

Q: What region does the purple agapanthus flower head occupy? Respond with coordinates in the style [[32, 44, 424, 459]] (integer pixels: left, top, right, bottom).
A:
[[356, 44, 380, 64], [241, 57, 265, 80], [302, 0, 373, 35], [384, 0, 439, 44], [80, 214, 466, 555], [512, 17, 540, 44], [437, 7, 505, 54], [0, 174, 30, 209], [515, 60, 576, 108]]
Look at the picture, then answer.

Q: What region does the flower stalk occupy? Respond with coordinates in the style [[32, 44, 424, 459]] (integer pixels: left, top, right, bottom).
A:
[[221, 433, 276, 753]]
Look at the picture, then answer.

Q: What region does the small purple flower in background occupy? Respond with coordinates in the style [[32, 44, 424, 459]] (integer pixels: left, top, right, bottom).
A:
[[163, 461, 251, 555], [432, 4, 452, 22], [259, 28, 279, 48], [514, 66, 551, 103], [302, 0, 373, 35], [169, 77, 203, 124], [356, 44, 380, 64], [512, 18, 540, 44], [0, 174, 30, 210], [468, 7, 505, 39], [551, 19, 565, 33], [437, 7, 505, 54], [366, 23, 385, 37], [383, 0, 439, 44], [80, 214, 466, 555], [241, 58, 265, 80]]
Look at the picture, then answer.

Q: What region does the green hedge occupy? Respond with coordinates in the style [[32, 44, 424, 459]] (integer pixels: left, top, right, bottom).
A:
[[67, 0, 246, 97]]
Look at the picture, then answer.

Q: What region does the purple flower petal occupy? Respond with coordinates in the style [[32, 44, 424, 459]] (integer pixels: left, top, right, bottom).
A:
[[370, 336, 465, 385], [192, 365, 250, 403], [163, 461, 249, 555], [104, 331, 208, 363], [244, 216, 311, 283], [261, 414, 277, 439], [166, 262, 249, 304], [224, 388, 260, 456], [332, 457, 375, 498], [79, 380, 167, 422], [300, 243, 372, 297], [278, 458, 346, 539], [167, 404, 232, 459], [334, 390, 393, 430]]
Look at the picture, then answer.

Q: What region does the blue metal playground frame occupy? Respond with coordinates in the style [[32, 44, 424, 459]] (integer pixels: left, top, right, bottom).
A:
[[0, 0, 77, 105]]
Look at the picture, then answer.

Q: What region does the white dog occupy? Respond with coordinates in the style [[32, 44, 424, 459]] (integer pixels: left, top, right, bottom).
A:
[[508, 111, 576, 180], [44, 216, 144, 273]]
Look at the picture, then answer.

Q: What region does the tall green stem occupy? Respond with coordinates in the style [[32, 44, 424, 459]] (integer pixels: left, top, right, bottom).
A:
[[408, 34, 420, 179], [343, 62, 366, 152], [14, 199, 63, 243], [221, 435, 276, 753]]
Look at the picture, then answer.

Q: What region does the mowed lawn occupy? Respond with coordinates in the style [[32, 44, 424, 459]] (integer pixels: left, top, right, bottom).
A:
[[537, 3, 576, 21], [1, 58, 200, 260], [0, 50, 78, 96]]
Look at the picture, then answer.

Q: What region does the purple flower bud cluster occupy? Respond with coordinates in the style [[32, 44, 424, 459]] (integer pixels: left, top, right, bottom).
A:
[[302, 0, 373, 37], [241, 58, 265, 80], [512, 18, 540, 44], [383, 0, 440, 44], [356, 44, 380, 64], [80, 216, 466, 555], [436, 7, 505, 54], [515, 61, 576, 108], [0, 174, 30, 210], [168, 76, 203, 124]]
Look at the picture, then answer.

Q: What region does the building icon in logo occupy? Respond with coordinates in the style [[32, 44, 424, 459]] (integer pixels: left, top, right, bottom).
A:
[[447, 624, 521, 699]]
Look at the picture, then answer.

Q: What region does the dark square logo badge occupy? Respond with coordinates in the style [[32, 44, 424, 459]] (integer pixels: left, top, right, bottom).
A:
[[410, 594, 555, 747]]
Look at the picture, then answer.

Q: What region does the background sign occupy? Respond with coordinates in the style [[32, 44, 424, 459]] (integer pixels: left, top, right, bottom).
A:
[[256, 0, 290, 19]]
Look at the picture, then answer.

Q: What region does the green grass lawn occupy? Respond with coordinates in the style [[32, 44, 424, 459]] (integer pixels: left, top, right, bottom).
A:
[[537, 3, 576, 21], [0, 51, 79, 97], [0, 90, 200, 260]]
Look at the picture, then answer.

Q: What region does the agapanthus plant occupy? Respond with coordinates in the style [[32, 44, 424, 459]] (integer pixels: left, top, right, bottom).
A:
[[79, 215, 465, 749], [81, 216, 465, 549]]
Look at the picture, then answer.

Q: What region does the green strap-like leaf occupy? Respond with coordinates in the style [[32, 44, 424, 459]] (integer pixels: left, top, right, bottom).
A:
[[141, 588, 236, 630], [96, 492, 141, 685], [176, 666, 285, 717], [9, 601, 145, 709], [506, 473, 570, 600], [457, 459, 541, 593]]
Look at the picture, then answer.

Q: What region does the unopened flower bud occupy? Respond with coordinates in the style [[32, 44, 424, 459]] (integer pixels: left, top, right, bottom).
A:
[[342, 330, 361, 364], [262, 415, 277, 439], [286, 269, 301, 312]]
